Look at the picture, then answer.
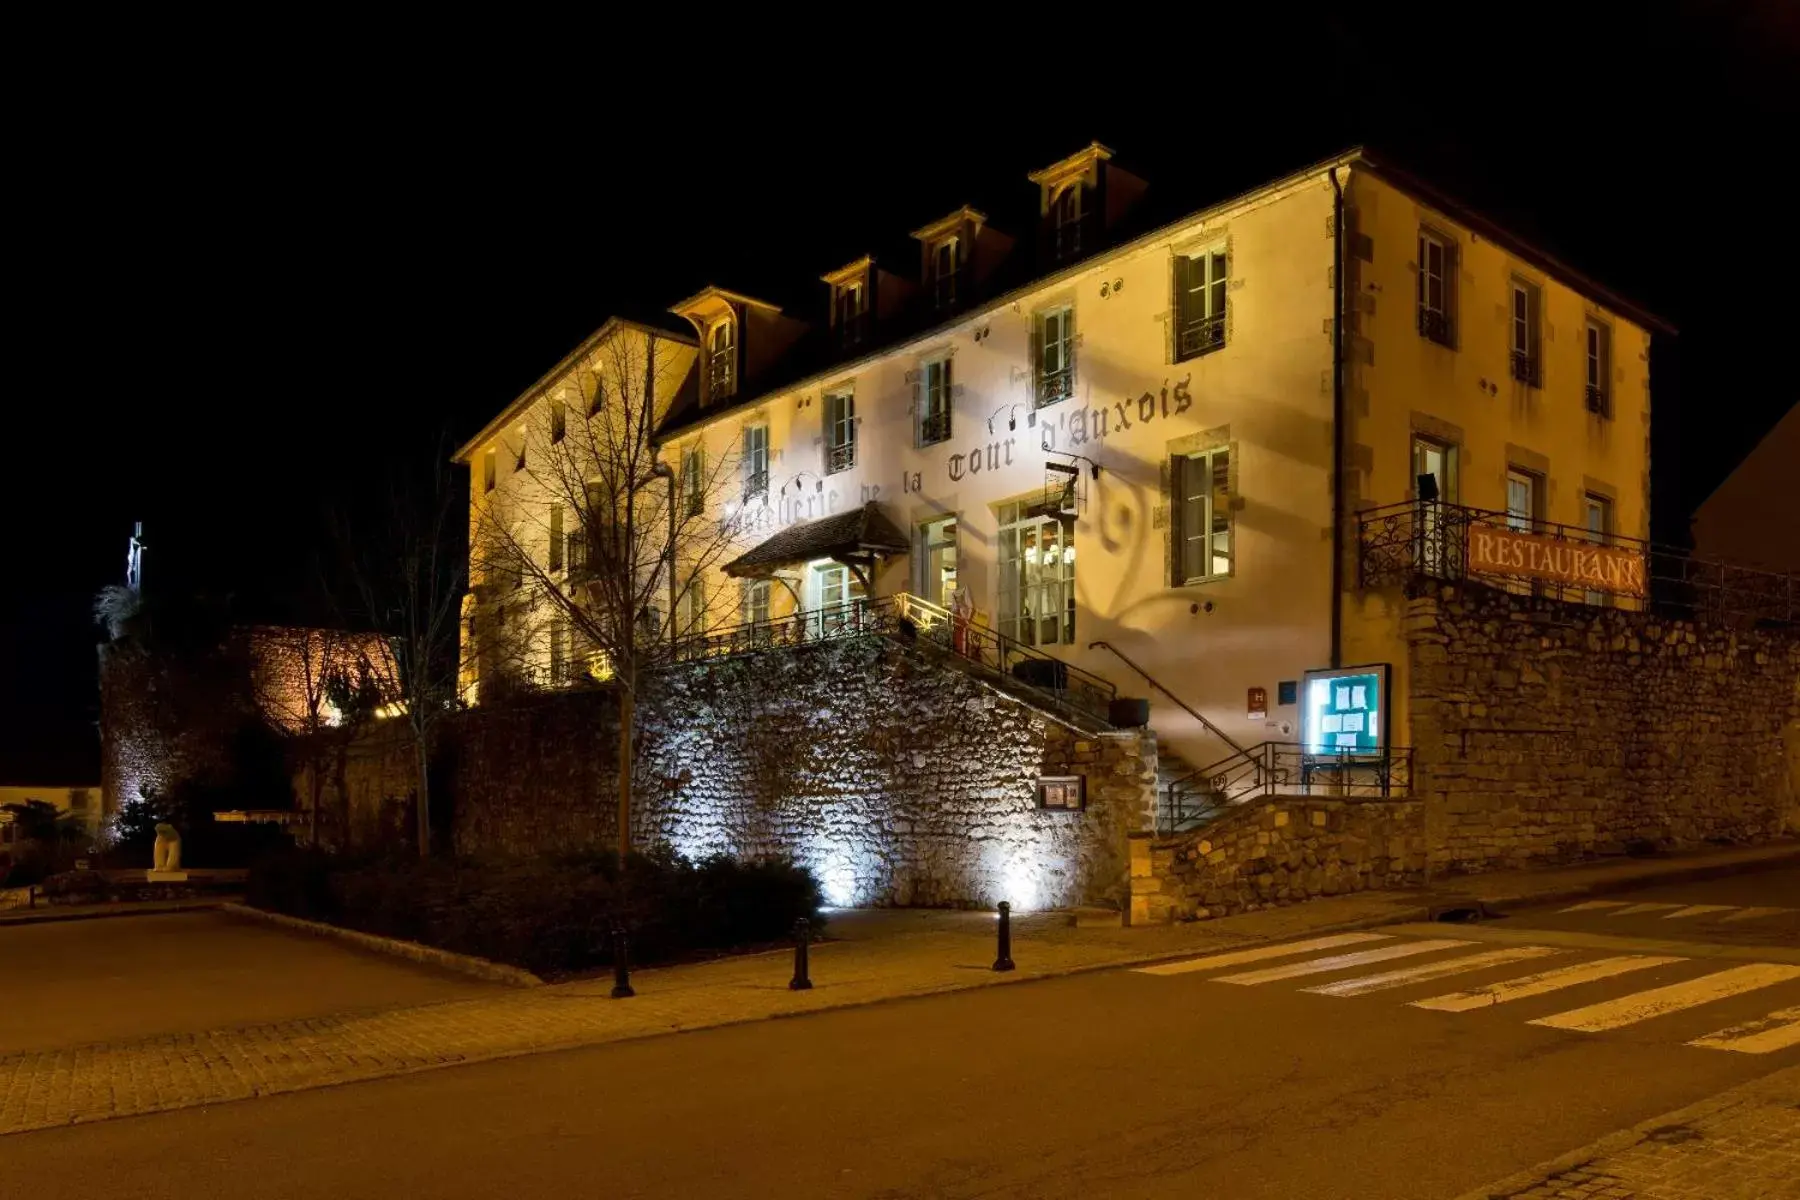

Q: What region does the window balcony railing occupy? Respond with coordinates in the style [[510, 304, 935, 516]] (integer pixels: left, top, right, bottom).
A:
[[917, 407, 952, 447], [708, 364, 736, 402], [826, 441, 855, 474], [1177, 313, 1226, 360], [1418, 308, 1454, 347], [1585, 385, 1609, 416], [1510, 351, 1541, 387], [1035, 367, 1074, 408], [742, 470, 768, 504]]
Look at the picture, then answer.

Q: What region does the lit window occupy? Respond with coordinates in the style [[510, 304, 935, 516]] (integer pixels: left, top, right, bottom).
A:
[[1506, 468, 1540, 531], [1035, 305, 1075, 407], [1584, 492, 1614, 606], [917, 357, 952, 446], [514, 427, 526, 472], [1585, 320, 1611, 416], [741, 578, 771, 627], [1174, 447, 1232, 584], [708, 319, 737, 401], [550, 400, 567, 443], [834, 280, 867, 345], [743, 424, 769, 500], [1509, 279, 1541, 386], [1038, 776, 1085, 811], [676, 575, 708, 638], [996, 501, 1075, 647], [1175, 247, 1228, 360], [1050, 185, 1085, 260], [1417, 230, 1454, 346], [825, 388, 855, 473], [482, 448, 497, 493], [548, 504, 564, 572]]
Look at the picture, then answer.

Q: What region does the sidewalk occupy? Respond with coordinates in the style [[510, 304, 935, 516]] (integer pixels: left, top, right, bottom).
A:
[[0, 897, 231, 926], [1452, 1064, 1800, 1199], [3, 840, 1795, 1138]]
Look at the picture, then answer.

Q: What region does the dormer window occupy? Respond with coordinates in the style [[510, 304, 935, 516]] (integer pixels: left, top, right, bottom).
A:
[[834, 280, 867, 347], [708, 319, 737, 401], [1051, 185, 1084, 260], [932, 237, 961, 309]]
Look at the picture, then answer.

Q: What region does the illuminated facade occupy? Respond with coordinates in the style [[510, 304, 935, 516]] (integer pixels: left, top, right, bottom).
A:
[[455, 145, 1660, 776]]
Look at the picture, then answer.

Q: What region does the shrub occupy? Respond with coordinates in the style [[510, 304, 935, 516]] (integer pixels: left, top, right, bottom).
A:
[[245, 848, 824, 978]]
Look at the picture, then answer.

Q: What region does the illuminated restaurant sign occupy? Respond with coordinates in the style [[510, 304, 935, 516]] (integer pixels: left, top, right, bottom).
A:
[[1468, 523, 1646, 596]]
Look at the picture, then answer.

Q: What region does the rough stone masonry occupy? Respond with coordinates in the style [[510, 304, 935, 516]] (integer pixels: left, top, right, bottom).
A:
[[443, 637, 1158, 910]]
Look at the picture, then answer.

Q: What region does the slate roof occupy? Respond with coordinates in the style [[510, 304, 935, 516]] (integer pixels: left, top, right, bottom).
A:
[[722, 502, 911, 577]]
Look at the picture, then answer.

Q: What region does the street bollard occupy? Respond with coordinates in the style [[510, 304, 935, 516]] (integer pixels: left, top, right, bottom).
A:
[[610, 925, 635, 999], [789, 917, 813, 991], [993, 900, 1015, 972]]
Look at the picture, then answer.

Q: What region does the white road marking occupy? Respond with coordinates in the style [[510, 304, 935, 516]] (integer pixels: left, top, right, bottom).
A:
[[1303, 946, 1563, 997], [1215, 939, 1472, 986], [1661, 905, 1738, 920], [1689, 1006, 1800, 1055], [1131, 932, 1391, 977], [1559, 900, 1631, 914], [1607, 903, 1685, 917], [1411, 955, 1686, 1012], [1720, 906, 1794, 923], [1530, 963, 1800, 1033]]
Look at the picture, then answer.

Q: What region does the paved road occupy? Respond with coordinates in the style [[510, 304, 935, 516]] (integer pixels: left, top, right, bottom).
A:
[[0, 911, 500, 1054], [9, 868, 1799, 1199]]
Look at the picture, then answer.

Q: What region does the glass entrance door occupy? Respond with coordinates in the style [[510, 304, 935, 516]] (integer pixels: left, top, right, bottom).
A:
[[810, 562, 864, 635], [919, 517, 958, 609], [996, 502, 1075, 646], [1410, 436, 1457, 577]]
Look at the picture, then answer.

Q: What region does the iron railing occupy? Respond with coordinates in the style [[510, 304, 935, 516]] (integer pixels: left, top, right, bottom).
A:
[[742, 470, 769, 504], [669, 592, 1117, 726], [1177, 313, 1226, 359], [1162, 742, 1415, 834], [1035, 367, 1074, 408], [1585, 385, 1609, 416], [1358, 500, 1799, 625], [918, 407, 952, 447], [826, 441, 856, 474], [1418, 308, 1454, 347], [1510, 351, 1541, 387]]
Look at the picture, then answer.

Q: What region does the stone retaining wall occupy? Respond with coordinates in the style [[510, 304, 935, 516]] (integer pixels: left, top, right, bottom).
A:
[[1408, 584, 1800, 874], [1130, 797, 1424, 923], [428, 637, 1157, 910]]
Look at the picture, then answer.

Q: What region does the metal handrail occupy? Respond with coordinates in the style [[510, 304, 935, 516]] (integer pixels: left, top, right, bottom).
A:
[[1086, 640, 1253, 762], [1160, 741, 1415, 834]]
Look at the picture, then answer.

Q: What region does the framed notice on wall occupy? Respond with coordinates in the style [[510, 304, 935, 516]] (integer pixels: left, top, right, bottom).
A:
[[1301, 664, 1390, 755]]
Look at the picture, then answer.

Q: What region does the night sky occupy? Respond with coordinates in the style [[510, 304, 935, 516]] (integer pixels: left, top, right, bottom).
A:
[[7, 7, 1795, 783]]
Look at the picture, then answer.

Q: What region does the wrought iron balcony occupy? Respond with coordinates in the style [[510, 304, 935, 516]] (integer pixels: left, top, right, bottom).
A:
[[1417, 308, 1454, 347], [1510, 351, 1541, 387], [826, 440, 856, 474], [742, 470, 769, 504], [1035, 367, 1074, 408], [1585, 384, 1609, 416], [1177, 313, 1226, 360], [917, 407, 952, 447]]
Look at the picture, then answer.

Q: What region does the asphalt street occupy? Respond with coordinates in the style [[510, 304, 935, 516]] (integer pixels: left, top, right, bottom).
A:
[[9, 866, 1799, 1199]]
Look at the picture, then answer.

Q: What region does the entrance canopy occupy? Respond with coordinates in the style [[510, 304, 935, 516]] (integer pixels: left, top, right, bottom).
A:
[[722, 502, 910, 585]]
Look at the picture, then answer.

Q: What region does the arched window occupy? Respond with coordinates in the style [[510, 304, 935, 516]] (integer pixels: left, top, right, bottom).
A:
[[708, 319, 736, 400]]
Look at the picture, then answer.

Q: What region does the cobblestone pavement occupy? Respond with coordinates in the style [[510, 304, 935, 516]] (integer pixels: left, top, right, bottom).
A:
[[1457, 1065, 1800, 1199]]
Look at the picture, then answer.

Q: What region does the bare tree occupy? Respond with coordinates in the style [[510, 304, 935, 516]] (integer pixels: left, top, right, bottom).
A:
[[249, 626, 360, 845], [333, 446, 466, 858], [473, 326, 742, 866]]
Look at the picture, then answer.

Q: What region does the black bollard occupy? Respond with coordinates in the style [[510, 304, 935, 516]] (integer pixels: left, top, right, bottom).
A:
[[789, 917, 813, 991], [610, 925, 635, 999], [993, 900, 1015, 972]]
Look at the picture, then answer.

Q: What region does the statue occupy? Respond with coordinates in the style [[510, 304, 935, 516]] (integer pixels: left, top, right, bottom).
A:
[[152, 823, 182, 873]]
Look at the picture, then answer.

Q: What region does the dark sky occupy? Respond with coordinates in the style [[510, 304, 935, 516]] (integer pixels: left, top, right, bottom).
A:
[[7, 6, 1796, 782]]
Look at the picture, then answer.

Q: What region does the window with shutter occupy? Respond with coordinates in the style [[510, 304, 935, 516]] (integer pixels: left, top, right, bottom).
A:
[[1035, 305, 1075, 407], [1585, 320, 1611, 416], [1173, 447, 1233, 584], [1174, 247, 1228, 360], [548, 504, 563, 572], [825, 389, 856, 473], [917, 357, 952, 446], [743, 425, 769, 499], [1417, 230, 1455, 346]]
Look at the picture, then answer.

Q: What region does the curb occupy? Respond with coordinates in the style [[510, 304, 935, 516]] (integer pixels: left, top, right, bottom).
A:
[[221, 904, 545, 989], [0, 900, 229, 927], [1446, 1063, 1800, 1200]]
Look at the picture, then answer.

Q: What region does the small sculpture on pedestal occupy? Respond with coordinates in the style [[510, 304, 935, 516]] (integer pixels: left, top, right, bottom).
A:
[[148, 823, 185, 881]]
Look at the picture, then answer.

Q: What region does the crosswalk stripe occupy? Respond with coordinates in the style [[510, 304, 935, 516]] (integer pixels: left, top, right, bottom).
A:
[[1721, 907, 1793, 923], [1529, 963, 1800, 1033], [1411, 955, 1685, 1013], [1131, 932, 1391, 977], [1662, 905, 1737, 920], [1607, 902, 1685, 917], [1559, 900, 1630, 913], [1689, 1006, 1800, 1055], [1303, 946, 1564, 997], [1215, 939, 1472, 986]]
